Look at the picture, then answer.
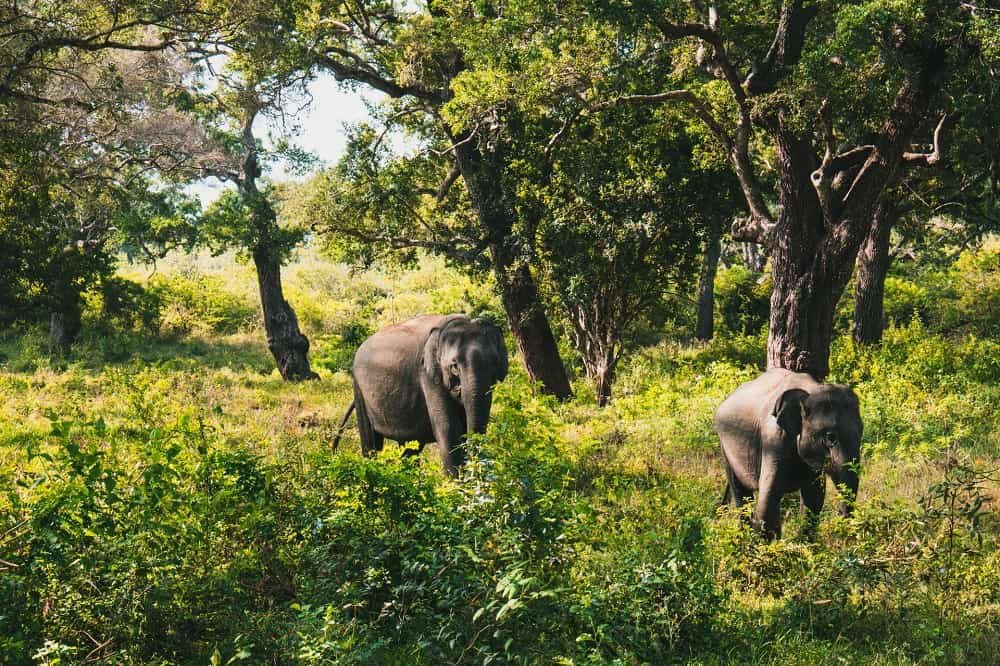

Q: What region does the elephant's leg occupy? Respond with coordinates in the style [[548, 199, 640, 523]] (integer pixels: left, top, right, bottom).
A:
[[353, 379, 384, 457], [798, 473, 826, 541], [753, 457, 783, 540], [423, 389, 466, 477], [721, 457, 753, 510]]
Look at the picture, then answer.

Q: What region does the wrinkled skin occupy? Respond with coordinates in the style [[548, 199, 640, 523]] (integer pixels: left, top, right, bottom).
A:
[[349, 314, 508, 476], [714, 369, 863, 540]]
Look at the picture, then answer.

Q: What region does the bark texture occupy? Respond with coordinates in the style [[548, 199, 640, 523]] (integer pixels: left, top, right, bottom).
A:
[[853, 200, 896, 344], [696, 224, 722, 341], [252, 244, 318, 381]]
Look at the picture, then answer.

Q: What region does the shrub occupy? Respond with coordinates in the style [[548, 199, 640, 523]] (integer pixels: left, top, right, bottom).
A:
[[150, 272, 258, 335], [313, 320, 372, 373], [714, 265, 771, 335], [882, 275, 932, 326], [84, 276, 164, 334]]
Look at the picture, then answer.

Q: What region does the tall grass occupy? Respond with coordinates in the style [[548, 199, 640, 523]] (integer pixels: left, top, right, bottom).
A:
[[0, 244, 996, 664]]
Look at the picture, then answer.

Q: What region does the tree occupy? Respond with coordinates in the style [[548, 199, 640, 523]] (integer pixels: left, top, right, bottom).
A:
[[853, 51, 1000, 344], [590, 1, 998, 378], [0, 3, 214, 347], [0, 1, 208, 108], [535, 105, 736, 404], [172, 53, 320, 380], [0, 73, 199, 349], [261, 0, 575, 397]]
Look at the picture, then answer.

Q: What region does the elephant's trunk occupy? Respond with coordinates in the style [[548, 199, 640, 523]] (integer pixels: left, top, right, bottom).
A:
[[831, 463, 860, 517], [462, 366, 492, 437]]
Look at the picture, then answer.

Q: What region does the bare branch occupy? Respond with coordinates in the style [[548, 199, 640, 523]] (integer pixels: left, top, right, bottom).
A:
[[902, 113, 954, 166]]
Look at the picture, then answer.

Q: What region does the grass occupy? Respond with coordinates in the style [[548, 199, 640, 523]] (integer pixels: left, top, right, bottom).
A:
[[1, 246, 997, 664]]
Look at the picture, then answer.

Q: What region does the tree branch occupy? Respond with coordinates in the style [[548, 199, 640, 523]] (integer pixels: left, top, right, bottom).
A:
[[902, 113, 954, 166], [435, 160, 461, 203], [743, 1, 820, 95]]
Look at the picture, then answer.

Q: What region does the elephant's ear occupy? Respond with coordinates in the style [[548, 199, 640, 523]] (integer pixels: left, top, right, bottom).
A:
[[773, 388, 809, 436], [422, 327, 442, 383]]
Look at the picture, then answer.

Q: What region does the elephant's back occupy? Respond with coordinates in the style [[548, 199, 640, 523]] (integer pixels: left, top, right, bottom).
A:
[[715, 368, 821, 427], [354, 314, 455, 370]]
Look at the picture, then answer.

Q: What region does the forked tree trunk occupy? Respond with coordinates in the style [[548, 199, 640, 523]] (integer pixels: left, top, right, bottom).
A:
[[765, 134, 867, 380], [252, 244, 318, 381], [696, 224, 722, 341], [763, 61, 944, 379], [853, 200, 896, 345], [591, 351, 616, 408], [453, 137, 572, 399], [569, 322, 617, 407]]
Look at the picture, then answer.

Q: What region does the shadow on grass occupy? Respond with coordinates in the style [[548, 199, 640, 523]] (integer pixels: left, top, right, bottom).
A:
[[0, 326, 276, 375]]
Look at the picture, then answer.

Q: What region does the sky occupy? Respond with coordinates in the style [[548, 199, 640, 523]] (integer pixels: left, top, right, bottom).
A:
[[188, 72, 380, 203]]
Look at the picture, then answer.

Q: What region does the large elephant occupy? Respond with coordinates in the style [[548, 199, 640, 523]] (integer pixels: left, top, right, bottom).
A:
[[334, 314, 508, 475], [714, 368, 863, 539]]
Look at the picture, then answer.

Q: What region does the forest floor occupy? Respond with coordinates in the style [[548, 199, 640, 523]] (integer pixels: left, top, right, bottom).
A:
[[1, 248, 997, 664]]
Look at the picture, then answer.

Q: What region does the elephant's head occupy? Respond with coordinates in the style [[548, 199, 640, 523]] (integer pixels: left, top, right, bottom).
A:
[[424, 316, 509, 438], [774, 383, 863, 514]]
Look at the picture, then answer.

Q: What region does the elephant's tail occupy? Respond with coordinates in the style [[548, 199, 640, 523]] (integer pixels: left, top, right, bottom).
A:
[[331, 401, 355, 451]]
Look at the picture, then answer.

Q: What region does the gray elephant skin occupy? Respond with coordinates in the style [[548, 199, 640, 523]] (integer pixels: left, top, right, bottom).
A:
[[714, 368, 863, 539], [339, 314, 508, 475]]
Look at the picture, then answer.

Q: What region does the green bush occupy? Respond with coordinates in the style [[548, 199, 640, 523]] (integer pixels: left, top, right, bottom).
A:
[[149, 272, 258, 335], [714, 265, 771, 335], [84, 276, 164, 335], [882, 275, 932, 326]]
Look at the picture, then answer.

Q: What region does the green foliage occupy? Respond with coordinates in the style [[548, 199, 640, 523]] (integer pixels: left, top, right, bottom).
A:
[[0, 243, 996, 664], [83, 277, 165, 335], [149, 272, 258, 336], [714, 265, 772, 336]]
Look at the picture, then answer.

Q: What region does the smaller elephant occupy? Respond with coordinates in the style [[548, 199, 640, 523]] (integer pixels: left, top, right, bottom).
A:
[[714, 368, 863, 539], [333, 314, 508, 475]]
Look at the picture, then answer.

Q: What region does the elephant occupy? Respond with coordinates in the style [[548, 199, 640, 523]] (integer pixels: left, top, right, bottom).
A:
[[332, 314, 508, 476], [714, 368, 863, 540]]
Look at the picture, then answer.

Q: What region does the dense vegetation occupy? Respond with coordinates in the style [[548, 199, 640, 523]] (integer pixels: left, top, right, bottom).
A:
[[3, 1, 999, 663], [1, 247, 996, 664]]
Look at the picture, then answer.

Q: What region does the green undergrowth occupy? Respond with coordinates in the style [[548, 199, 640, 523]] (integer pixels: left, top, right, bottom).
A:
[[0, 248, 997, 664]]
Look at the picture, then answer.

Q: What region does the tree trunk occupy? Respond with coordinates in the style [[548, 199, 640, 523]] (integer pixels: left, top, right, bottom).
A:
[[48, 273, 82, 354], [696, 224, 722, 341], [764, 134, 855, 381], [238, 115, 317, 383], [252, 244, 318, 381], [49, 303, 81, 354], [763, 60, 944, 379], [490, 243, 573, 399], [740, 241, 766, 272], [853, 200, 896, 345], [453, 136, 572, 399], [592, 350, 616, 408]]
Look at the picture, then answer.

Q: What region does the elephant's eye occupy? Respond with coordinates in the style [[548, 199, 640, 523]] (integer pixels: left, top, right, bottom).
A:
[[449, 362, 460, 377], [823, 431, 837, 447]]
